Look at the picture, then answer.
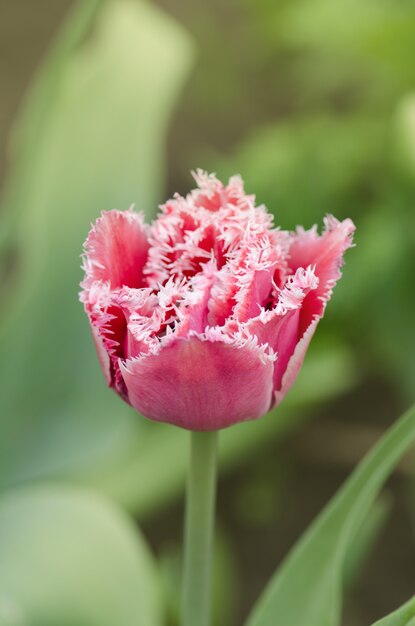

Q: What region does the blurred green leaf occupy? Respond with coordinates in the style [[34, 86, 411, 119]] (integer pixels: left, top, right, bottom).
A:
[[278, 0, 415, 57], [395, 93, 415, 180], [335, 202, 415, 401], [245, 403, 415, 626], [219, 115, 384, 229], [0, 485, 162, 626], [244, 0, 415, 111], [0, 0, 103, 257], [343, 495, 391, 592], [277, 0, 415, 98], [0, 0, 194, 487], [370, 597, 415, 626]]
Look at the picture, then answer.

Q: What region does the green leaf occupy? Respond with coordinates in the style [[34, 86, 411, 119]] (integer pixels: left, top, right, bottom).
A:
[[0, 0, 193, 487], [0, 0, 103, 257], [371, 597, 415, 626], [245, 404, 415, 626], [0, 485, 162, 626], [343, 495, 390, 593], [395, 93, 415, 180]]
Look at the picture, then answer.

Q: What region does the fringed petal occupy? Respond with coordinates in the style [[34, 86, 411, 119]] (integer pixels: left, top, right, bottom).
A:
[[288, 216, 355, 329], [82, 209, 149, 290], [244, 265, 319, 391], [81, 281, 129, 398]]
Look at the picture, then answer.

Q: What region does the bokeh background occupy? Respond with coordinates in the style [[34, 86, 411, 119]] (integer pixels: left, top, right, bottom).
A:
[[0, 1, 415, 625]]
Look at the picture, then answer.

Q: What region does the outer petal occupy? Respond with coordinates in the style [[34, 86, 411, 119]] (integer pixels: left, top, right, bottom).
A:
[[273, 318, 318, 406], [82, 209, 149, 290], [244, 310, 318, 410], [288, 216, 355, 331], [81, 282, 130, 398], [245, 266, 319, 393], [120, 336, 274, 431], [267, 217, 355, 405]]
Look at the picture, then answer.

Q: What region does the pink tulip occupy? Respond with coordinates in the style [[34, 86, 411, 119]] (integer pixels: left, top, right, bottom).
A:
[[80, 171, 354, 430]]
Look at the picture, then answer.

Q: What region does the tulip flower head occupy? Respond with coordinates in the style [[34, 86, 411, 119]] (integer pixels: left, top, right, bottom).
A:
[[81, 171, 354, 430]]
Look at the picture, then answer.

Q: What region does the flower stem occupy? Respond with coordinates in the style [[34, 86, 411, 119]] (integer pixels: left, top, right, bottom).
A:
[[182, 430, 218, 626]]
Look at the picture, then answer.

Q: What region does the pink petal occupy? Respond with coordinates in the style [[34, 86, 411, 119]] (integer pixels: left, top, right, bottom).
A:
[[270, 309, 302, 391], [82, 282, 129, 398], [232, 253, 281, 323], [120, 336, 274, 431], [90, 321, 112, 386], [273, 318, 319, 406], [175, 269, 215, 336], [82, 209, 149, 290], [191, 170, 253, 212], [288, 216, 355, 329], [245, 266, 319, 393], [266, 217, 355, 404]]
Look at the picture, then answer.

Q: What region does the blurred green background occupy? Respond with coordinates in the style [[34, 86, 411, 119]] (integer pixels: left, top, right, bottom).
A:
[[0, 1, 414, 625]]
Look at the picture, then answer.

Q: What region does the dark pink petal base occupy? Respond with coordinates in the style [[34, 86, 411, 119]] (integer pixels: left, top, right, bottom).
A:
[[121, 336, 274, 430]]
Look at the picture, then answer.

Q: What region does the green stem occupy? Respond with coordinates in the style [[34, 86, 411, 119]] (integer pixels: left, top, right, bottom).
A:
[[182, 431, 218, 626]]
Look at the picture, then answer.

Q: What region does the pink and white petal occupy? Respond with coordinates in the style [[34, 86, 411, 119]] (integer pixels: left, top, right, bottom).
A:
[[90, 322, 112, 386], [121, 288, 161, 359], [175, 271, 214, 337], [233, 266, 276, 322], [82, 282, 130, 397], [120, 336, 274, 431], [273, 220, 353, 402], [191, 170, 252, 212], [86, 309, 128, 399], [82, 209, 149, 290], [244, 264, 319, 395], [245, 307, 301, 392], [207, 266, 238, 327], [288, 216, 355, 320]]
